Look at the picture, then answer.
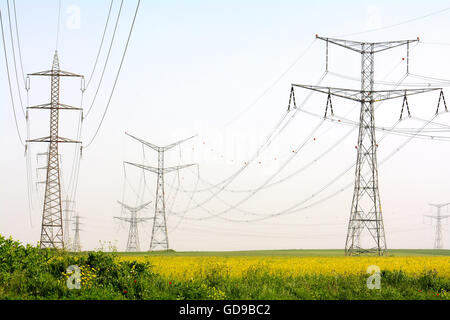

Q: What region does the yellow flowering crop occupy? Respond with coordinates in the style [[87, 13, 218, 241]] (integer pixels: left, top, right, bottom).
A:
[[118, 256, 450, 280]]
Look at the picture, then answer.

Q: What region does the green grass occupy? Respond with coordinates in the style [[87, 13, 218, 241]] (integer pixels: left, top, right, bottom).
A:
[[117, 249, 450, 257]]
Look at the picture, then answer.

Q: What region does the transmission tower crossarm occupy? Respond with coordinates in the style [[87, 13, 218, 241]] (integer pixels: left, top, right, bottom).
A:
[[315, 35, 419, 53], [125, 162, 197, 174], [117, 200, 152, 212], [28, 70, 84, 78], [163, 135, 198, 151], [125, 161, 159, 174], [292, 84, 442, 103], [28, 102, 83, 111], [424, 214, 450, 219], [125, 132, 161, 152], [429, 202, 450, 207], [114, 217, 153, 222], [164, 163, 197, 174], [27, 136, 81, 144], [126, 132, 197, 152]]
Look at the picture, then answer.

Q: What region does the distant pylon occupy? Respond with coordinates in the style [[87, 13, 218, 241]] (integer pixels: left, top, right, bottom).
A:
[[72, 213, 83, 252], [292, 35, 444, 256], [424, 203, 450, 249], [27, 51, 84, 249], [125, 132, 197, 251], [62, 198, 75, 250], [114, 201, 152, 251]]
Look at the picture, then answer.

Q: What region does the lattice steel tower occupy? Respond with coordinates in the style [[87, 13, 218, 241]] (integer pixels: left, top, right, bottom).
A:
[[114, 201, 152, 251], [62, 198, 75, 250], [72, 213, 83, 252], [292, 35, 443, 256], [425, 203, 450, 249], [27, 51, 84, 249], [125, 133, 196, 251]]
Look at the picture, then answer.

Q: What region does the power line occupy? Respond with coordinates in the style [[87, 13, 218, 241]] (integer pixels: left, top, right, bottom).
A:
[[85, 0, 115, 90], [55, 0, 61, 50], [12, 0, 25, 86], [172, 74, 413, 213], [335, 6, 450, 37], [0, 9, 24, 146], [229, 113, 440, 222], [172, 72, 409, 219], [173, 97, 442, 223], [10, 0, 34, 227], [172, 72, 329, 200], [62, 0, 117, 206], [221, 38, 317, 129], [177, 56, 412, 196], [84, 0, 124, 118], [409, 73, 450, 84], [6, 0, 25, 117], [84, 0, 141, 148], [421, 41, 450, 46]]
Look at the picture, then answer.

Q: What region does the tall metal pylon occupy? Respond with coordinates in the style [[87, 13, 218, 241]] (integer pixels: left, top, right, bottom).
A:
[[72, 213, 83, 252], [35, 152, 48, 192], [114, 201, 152, 251], [27, 51, 84, 249], [424, 203, 450, 249], [125, 133, 197, 251], [291, 35, 444, 256]]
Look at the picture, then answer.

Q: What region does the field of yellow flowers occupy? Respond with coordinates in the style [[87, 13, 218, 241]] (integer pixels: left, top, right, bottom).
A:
[[118, 256, 450, 280], [2, 234, 449, 300]]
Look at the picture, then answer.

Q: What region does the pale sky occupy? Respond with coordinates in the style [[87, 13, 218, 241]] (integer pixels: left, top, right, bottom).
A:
[[1, 0, 450, 251]]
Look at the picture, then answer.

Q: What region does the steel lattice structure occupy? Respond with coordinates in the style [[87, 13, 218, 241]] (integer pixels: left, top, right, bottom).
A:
[[72, 213, 83, 252], [425, 203, 450, 249], [125, 133, 196, 251], [27, 51, 84, 249], [62, 199, 75, 251], [115, 201, 152, 251], [292, 36, 444, 256]]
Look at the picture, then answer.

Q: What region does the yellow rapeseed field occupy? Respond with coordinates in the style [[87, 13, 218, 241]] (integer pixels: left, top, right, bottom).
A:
[[118, 256, 450, 280]]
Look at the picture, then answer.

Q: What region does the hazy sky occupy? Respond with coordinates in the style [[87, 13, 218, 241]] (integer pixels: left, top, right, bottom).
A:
[[1, 0, 450, 251]]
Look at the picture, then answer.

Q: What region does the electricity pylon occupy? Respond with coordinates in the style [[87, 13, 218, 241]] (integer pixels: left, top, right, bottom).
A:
[[291, 35, 444, 256], [424, 203, 450, 249], [114, 201, 152, 252], [27, 51, 84, 249], [35, 152, 48, 192], [72, 213, 83, 252], [125, 133, 197, 251], [62, 198, 75, 250]]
